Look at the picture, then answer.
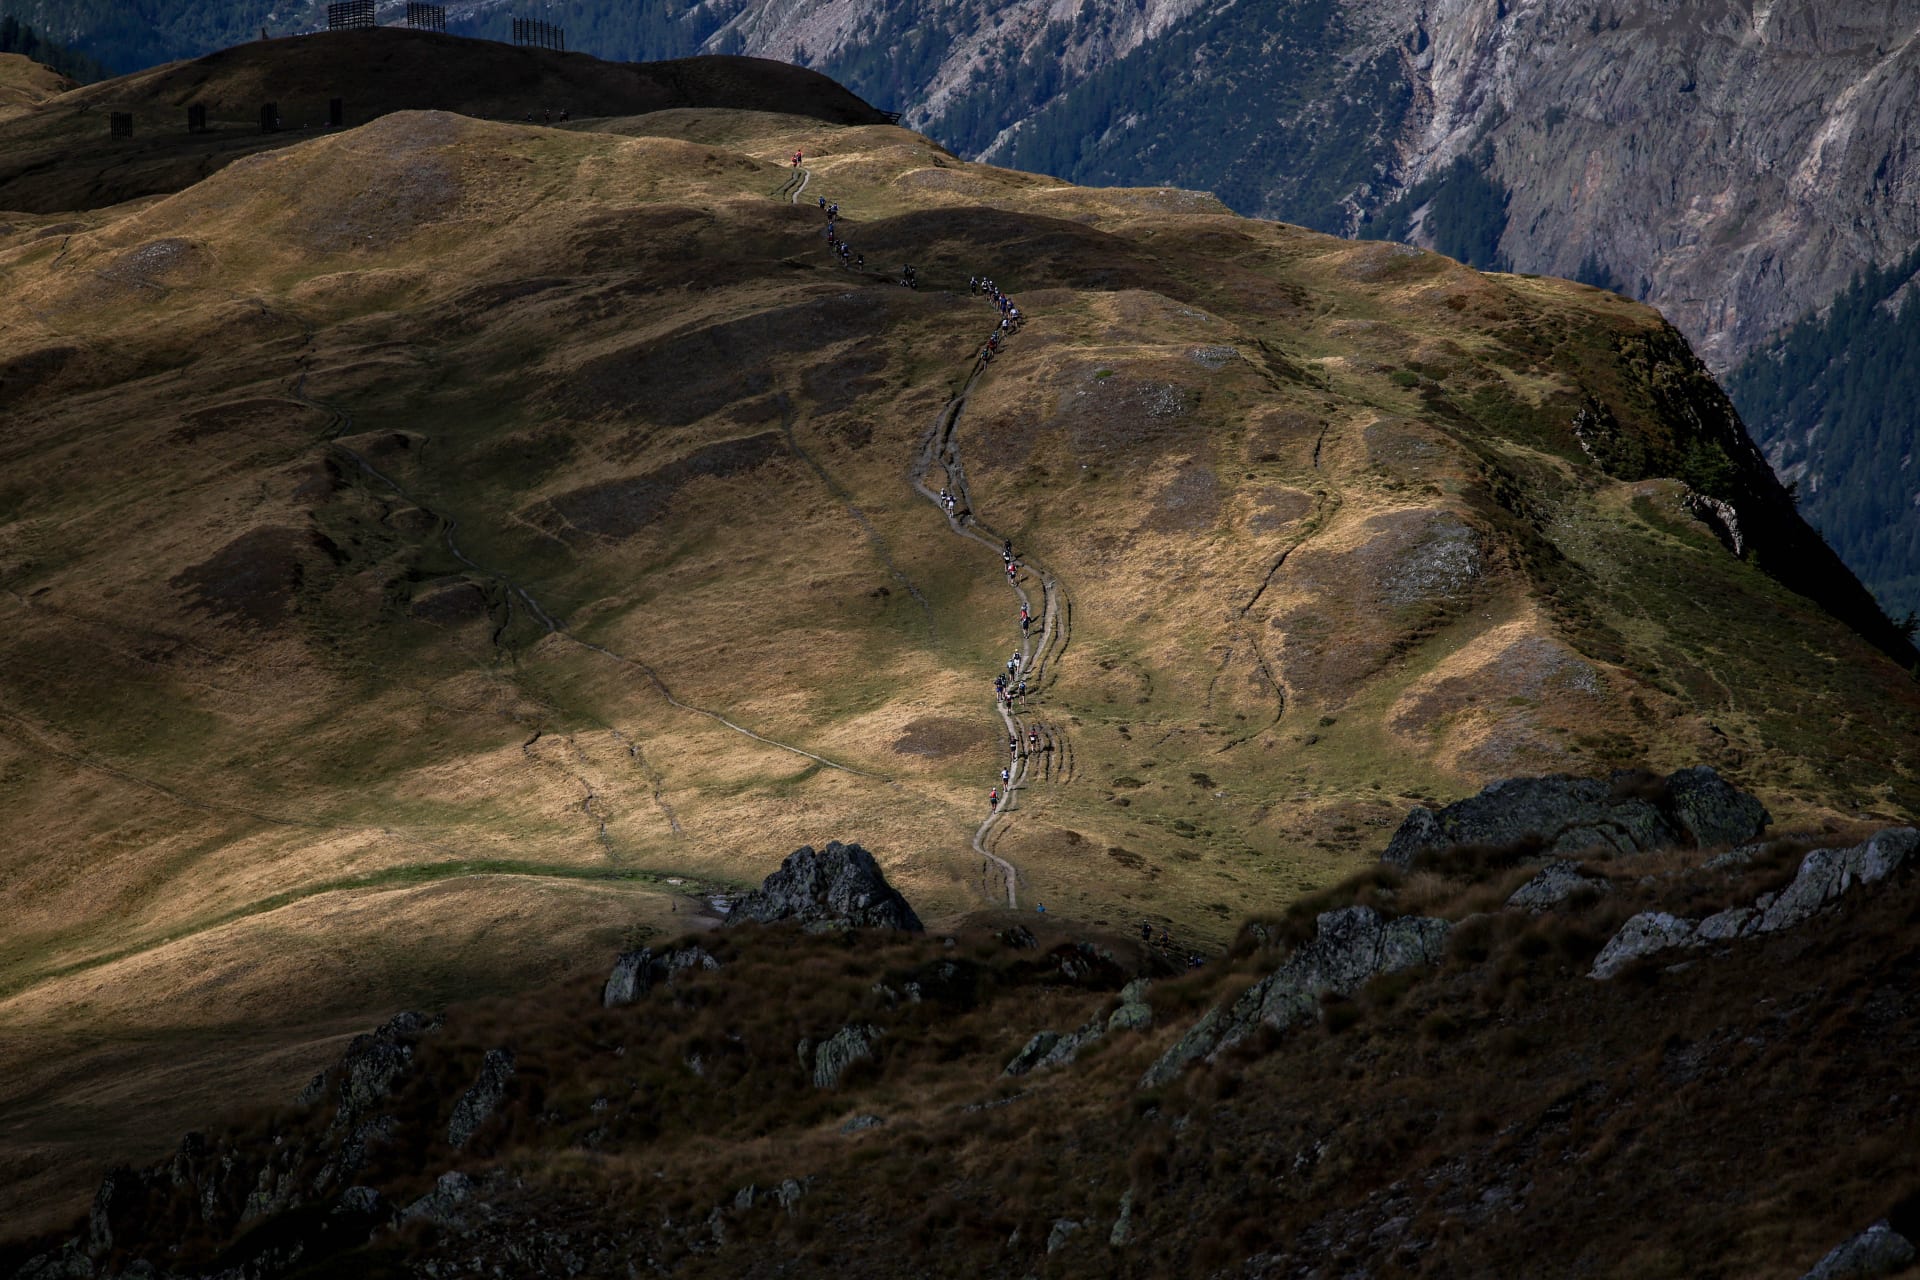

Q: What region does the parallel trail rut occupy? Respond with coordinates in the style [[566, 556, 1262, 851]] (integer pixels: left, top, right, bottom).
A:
[[909, 341, 1074, 909]]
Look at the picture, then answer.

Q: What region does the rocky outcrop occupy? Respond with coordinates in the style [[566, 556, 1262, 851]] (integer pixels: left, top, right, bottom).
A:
[[448, 1048, 515, 1150], [1383, 767, 1768, 869], [1107, 978, 1154, 1032], [1003, 1018, 1105, 1077], [1587, 912, 1701, 980], [804, 1024, 881, 1089], [1802, 1220, 1917, 1280], [1591, 828, 1919, 978], [602, 943, 721, 1008], [1141, 907, 1450, 1088], [1506, 860, 1612, 913], [298, 1011, 442, 1132], [726, 841, 923, 933]]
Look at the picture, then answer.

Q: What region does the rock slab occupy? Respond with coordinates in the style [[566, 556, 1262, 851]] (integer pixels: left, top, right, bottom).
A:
[[1384, 766, 1768, 869], [447, 1048, 515, 1149], [1141, 906, 1450, 1088], [726, 841, 923, 932], [1506, 859, 1612, 913], [1591, 828, 1919, 978], [811, 1024, 881, 1089], [603, 943, 720, 1008], [1802, 1220, 1917, 1280]]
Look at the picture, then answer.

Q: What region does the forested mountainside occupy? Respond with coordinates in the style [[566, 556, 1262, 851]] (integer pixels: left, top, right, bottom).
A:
[[1728, 251, 1920, 623], [0, 14, 100, 81]]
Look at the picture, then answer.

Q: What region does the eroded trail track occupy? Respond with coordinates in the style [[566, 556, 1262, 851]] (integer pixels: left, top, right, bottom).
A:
[[909, 355, 1074, 910]]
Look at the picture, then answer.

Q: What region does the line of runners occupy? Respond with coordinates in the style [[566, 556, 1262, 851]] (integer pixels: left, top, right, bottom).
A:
[[790, 160, 1206, 959]]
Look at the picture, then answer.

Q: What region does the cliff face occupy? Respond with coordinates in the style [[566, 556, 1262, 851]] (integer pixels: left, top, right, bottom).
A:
[[702, 0, 1920, 375], [1398, 0, 1920, 373]]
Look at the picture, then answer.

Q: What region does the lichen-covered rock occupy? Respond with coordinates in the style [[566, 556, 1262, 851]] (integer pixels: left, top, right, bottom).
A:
[[1141, 906, 1449, 1087], [1110, 1189, 1136, 1247], [300, 1011, 441, 1132], [1801, 1219, 1917, 1280], [1506, 860, 1612, 913], [1589, 912, 1699, 978], [1664, 765, 1772, 848], [811, 1024, 881, 1089], [1108, 979, 1154, 1033], [400, 1171, 480, 1229], [603, 943, 720, 1008], [1003, 1018, 1104, 1076], [726, 841, 923, 932], [447, 1048, 515, 1149], [1383, 767, 1768, 869], [1003, 1030, 1065, 1076], [1755, 828, 1919, 934], [1590, 828, 1920, 978]]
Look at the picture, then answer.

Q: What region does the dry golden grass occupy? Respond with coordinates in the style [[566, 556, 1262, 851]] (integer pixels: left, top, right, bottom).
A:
[[2, 82, 1918, 1233]]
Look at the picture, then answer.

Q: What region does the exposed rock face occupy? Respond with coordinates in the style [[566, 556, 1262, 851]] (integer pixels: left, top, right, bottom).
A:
[[1107, 978, 1154, 1033], [603, 943, 721, 1008], [402, 1171, 481, 1229], [1003, 1017, 1106, 1077], [447, 1048, 516, 1150], [1588, 912, 1701, 980], [1756, 828, 1920, 932], [1802, 1220, 1918, 1280], [1506, 860, 1612, 913], [1591, 828, 1919, 978], [299, 1011, 442, 1131], [808, 1024, 881, 1089], [1383, 767, 1769, 869], [726, 841, 923, 933], [1141, 907, 1450, 1088]]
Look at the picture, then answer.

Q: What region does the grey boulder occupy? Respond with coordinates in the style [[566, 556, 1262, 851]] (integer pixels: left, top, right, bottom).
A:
[[1756, 828, 1919, 934], [811, 1024, 881, 1089], [1506, 860, 1612, 913], [447, 1047, 515, 1149], [1383, 766, 1768, 869], [1802, 1220, 1917, 1280], [1588, 912, 1699, 979], [1141, 906, 1449, 1087], [1590, 828, 1919, 978], [603, 943, 721, 1008], [1003, 1018, 1105, 1076], [726, 841, 923, 932]]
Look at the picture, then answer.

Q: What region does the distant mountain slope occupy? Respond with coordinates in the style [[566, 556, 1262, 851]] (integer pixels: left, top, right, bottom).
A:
[[1729, 249, 1920, 622]]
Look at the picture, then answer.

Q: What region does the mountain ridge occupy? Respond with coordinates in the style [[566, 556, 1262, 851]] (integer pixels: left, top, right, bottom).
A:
[[2, 32, 1918, 1253]]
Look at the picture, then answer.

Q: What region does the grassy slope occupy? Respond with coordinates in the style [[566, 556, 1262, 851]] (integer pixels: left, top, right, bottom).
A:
[[0, 51, 72, 119], [1, 86, 1917, 1231]]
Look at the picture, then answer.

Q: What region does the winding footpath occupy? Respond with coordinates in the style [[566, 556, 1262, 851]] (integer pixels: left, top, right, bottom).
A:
[[772, 158, 1075, 909]]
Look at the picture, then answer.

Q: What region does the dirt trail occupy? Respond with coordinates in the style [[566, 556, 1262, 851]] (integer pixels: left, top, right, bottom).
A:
[[907, 346, 1073, 910]]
